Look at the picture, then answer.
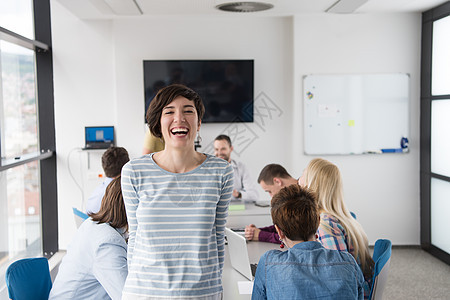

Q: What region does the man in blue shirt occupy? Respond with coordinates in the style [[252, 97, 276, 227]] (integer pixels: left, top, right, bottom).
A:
[[252, 184, 364, 300], [85, 147, 129, 214]]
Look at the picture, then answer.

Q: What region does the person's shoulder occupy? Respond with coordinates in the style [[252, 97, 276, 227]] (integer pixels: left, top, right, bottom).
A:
[[203, 153, 231, 167], [318, 243, 356, 263], [123, 154, 155, 170], [83, 220, 127, 247], [261, 249, 286, 262], [231, 159, 247, 169], [320, 213, 342, 226]]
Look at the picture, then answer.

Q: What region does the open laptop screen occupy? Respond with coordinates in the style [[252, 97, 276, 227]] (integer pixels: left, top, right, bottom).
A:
[[225, 227, 254, 281], [84, 126, 115, 149]]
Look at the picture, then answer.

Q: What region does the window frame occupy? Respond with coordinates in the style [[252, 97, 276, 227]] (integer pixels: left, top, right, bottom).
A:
[[420, 1, 450, 265], [0, 0, 57, 258]]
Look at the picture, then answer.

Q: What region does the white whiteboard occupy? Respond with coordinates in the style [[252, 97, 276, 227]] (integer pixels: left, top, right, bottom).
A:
[[303, 74, 409, 155]]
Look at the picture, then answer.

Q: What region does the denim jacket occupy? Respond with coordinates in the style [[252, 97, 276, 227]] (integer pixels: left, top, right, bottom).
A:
[[252, 241, 364, 300]]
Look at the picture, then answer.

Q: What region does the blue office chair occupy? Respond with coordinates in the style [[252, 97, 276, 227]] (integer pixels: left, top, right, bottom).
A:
[[5, 257, 52, 300], [73, 207, 89, 228], [369, 239, 392, 300]]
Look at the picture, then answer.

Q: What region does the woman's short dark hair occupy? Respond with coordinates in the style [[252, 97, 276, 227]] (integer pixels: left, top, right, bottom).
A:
[[146, 84, 205, 138], [257, 164, 292, 184], [271, 184, 319, 241], [89, 176, 128, 230]]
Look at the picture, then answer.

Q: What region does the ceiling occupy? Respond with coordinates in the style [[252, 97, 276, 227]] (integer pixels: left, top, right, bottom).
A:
[[56, 0, 449, 19]]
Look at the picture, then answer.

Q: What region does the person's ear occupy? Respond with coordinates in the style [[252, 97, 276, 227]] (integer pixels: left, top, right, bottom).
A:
[[273, 177, 282, 186], [197, 119, 202, 130], [274, 224, 285, 240], [230, 145, 234, 152]]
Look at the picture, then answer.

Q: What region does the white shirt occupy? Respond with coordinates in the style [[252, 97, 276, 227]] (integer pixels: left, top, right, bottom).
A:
[[86, 177, 113, 214], [49, 219, 128, 300], [230, 159, 259, 201]]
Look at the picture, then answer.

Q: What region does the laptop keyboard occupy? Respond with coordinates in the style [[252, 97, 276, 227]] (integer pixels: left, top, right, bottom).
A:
[[250, 263, 258, 277]]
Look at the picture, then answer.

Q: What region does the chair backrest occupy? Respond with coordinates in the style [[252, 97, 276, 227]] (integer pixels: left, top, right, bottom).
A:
[[73, 207, 89, 228], [5, 257, 52, 300], [369, 239, 392, 300]]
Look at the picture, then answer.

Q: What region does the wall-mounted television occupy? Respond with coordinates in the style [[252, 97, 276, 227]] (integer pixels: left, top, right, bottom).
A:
[[143, 60, 254, 123]]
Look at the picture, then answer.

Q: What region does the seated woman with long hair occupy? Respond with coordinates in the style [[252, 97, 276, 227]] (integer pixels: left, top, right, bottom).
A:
[[49, 176, 128, 300], [298, 158, 374, 297]]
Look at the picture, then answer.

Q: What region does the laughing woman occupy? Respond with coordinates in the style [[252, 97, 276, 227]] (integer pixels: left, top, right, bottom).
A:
[[121, 84, 234, 300]]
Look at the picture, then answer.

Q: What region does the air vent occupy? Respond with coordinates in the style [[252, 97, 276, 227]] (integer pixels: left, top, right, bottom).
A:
[[216, 2, 274, 13]]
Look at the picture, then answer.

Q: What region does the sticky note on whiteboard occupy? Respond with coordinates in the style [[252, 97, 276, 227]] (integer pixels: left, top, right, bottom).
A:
[[348, 120, 355, 127]]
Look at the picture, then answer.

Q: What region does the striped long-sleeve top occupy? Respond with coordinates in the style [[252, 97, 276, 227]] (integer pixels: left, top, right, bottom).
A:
[[121, 153, 234, 299]]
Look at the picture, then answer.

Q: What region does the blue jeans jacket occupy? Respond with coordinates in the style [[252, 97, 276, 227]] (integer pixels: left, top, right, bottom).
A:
[[252, 241, 364, 300]]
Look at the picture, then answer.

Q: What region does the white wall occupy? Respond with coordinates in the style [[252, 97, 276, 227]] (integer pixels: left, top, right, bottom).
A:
[[292, 13, 421, 245], [51, 0, 421, 248], [51, 1, 115, 248]]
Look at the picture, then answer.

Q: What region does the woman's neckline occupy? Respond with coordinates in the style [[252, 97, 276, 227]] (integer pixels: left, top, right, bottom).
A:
[[150, 152, 208, 174]]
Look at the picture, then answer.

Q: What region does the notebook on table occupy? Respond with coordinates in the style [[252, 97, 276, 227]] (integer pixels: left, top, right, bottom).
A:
[[225, 227, 257, 281]]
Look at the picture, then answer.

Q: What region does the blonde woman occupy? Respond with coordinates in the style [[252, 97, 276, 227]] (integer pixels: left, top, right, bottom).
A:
[[299, 158, 374, 297]]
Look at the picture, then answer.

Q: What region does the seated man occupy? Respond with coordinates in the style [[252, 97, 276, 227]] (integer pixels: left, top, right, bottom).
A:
[[214, 134, 258, 202], [245, 164, 297, 243], [252, 184, 364, 299], [85, 147, 129, 214]]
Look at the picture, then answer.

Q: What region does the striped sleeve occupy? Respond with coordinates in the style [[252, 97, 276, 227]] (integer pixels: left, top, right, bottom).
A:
[[121, 161, 138, 264], [216, 163, 234, 273], [121, 154, 236, 298]]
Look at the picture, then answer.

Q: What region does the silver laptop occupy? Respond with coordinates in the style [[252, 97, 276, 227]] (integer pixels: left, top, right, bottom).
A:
[[225, 227, 257, 281]]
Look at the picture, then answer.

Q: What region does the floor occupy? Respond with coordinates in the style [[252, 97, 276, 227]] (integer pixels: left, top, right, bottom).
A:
[[2, 246, 447, 300], [383, 246, 450, 299]]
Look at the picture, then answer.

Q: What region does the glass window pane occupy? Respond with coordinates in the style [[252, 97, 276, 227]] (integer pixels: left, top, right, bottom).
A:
[[431, 99, 450, 176], [0, 161, 42, 285], [431, 178, 450, 255], [432, 15, 450, 96], [0, 0, 34, 39], [0, 40, 38, 159]]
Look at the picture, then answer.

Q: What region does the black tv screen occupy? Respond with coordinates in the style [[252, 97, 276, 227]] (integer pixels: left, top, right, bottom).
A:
[[143, 60, 254, 123]]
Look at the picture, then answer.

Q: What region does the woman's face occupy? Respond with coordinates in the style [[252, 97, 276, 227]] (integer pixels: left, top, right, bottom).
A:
[[160, 96, 201, 149]]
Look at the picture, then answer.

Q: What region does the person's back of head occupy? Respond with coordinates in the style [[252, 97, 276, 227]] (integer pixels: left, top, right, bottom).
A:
[[257, 164, 293, 184], [102, 147, 130, 178], [302, 158, 343, 212], [271, 184, 319, 242], [89, 176, 127, 231]]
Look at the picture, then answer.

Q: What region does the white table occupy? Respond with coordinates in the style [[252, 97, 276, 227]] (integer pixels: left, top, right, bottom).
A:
[[222, 241, 281, 299], [226, 202, 272, 229]]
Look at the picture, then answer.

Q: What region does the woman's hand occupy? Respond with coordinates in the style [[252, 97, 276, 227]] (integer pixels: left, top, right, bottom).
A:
[[245, 224, 260, 241]]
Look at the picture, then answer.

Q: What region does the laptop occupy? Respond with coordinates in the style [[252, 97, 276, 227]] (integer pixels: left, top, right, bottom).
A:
[[84, 126, 115, 149], [225, 227, 257, 281]]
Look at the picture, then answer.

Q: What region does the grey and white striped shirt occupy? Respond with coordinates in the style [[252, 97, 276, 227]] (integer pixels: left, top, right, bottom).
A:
[[121, 153, 233, 299]]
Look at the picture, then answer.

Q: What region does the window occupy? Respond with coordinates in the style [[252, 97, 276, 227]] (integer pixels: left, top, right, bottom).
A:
[[421, 2, 450, 266], [0, 40, 38, 158], [0, 0, 34, 39], [0, 0, 57, 294], [431, 16, 450, 96]]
